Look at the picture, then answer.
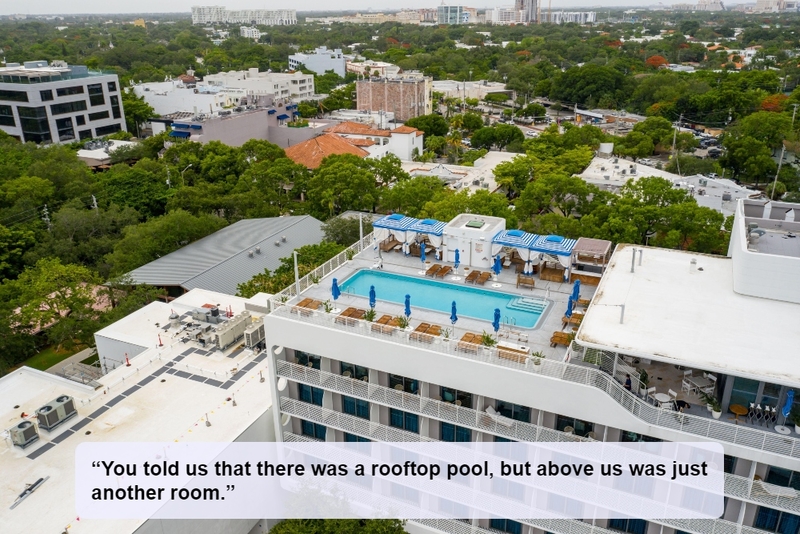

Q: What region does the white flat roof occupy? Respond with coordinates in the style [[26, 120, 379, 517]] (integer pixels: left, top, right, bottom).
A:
[[578, 244, 800, 388], [579, 157, 680, 189], [1, 291, 272, 533]]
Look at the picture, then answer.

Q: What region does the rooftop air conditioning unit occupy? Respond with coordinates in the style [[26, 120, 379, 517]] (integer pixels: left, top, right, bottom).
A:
[[722, 192, 732, 201], [472, 180, 480, 186], [36, 395, 77, 432], [9, 420, 39, 449]]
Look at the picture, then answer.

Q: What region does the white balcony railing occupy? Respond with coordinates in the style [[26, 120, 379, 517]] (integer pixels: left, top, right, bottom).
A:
[[272, 305, 800, 461]]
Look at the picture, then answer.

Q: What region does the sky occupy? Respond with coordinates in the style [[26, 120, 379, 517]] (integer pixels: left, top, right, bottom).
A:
[[0, 1, 689, 17]]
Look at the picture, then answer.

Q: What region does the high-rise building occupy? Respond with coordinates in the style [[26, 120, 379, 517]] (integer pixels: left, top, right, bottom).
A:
[[263, 200, 800, 534], [0, 60, 125, 143], [191, 5, 296, 25]]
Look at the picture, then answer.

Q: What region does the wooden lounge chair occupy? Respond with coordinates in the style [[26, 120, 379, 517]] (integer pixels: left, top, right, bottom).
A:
[[457, 332, 479, 353], [380, 238, 400, 252], [578, 298, 592, 308], [371, 314, 393, 333], [298, 299, 321, 316], [465, 270, 480, 284], [410, 323, 432, 342], [435, 265, 452, 278], [550, 331, 572, 347], [562, 313, 585, 327], [426, 325, 442, 337], [291, 298, 313, 314], [335, 307, 357, 325], [425, 264, 442, 277], [497, 345, 529, 364], [516, 274, 535, 290], [475, 272, 492, 285]]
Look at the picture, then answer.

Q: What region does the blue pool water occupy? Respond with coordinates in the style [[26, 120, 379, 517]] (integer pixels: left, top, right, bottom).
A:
[[339, 270, 547, 328]]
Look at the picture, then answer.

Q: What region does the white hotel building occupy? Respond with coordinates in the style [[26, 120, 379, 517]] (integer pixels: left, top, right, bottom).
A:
[[264, 201, 800, 534], [191, 5, 296, 25], [0, 60, 125, 143]]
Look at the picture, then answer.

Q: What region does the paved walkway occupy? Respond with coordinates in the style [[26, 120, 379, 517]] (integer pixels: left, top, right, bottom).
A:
[[45, 347, 96, 375]]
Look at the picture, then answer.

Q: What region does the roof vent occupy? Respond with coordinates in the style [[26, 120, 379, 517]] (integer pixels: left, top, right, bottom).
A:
[[248, 250, 254, 257], [281, 236, 287, 242], [274, 241, 281, 246], [255, 246, 261, 254]]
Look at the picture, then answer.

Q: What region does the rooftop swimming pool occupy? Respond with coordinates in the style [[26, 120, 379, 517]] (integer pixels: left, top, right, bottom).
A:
[[339, 270, 548, 328]]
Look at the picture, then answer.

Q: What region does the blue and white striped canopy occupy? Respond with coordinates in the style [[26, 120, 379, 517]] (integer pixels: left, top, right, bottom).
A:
[[492, 229, 538, 248], [374, 214, 419, 231], [530, 234, 577, 256], [408, 218, 446, 236]]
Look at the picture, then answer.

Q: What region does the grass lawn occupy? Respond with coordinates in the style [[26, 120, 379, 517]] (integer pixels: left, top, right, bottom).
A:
[[21, 346, 74, 371]]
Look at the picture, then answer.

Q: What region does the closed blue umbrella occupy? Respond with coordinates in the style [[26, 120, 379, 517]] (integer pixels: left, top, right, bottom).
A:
[[454, 248, 460, 270], [450, 301, 458, 325], [420, 242, 426, 263], [572, 279, 581, 303], [492, 308, 501, 333], [493, 255, 502, 276], [404, 294, 411, 319], [369, 285, 376, 309], [332, 278, 341, 301], [782, 390, 795, 421], [565, 298, 574, 319]]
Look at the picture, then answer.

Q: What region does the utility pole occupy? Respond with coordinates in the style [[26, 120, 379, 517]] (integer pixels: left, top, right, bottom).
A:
[[792, 103, 799, 127], [771, 103, 797, 200], [672, 113, 683, 176], [42, 204, 51, 232]]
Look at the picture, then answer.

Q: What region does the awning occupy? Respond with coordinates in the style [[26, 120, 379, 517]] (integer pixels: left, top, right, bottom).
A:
[[529, 234, 577, 256], [408, 218, 446, 236], [492, 229, 538, 249], [189, 124, 202, 129], [373, 214, 419, 245], [293, 111, 301, 116], [172, 123, 190, 129], [169, 130, 191, 138], [277, 114, 289, 120], [268, 109, 277, 115]]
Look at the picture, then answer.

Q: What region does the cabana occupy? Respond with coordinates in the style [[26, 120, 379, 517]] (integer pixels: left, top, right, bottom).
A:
[[373, 214, 419, 254], [408, 218, 447, 260], [529, 234, 577, 283], [491, 229, 538, 274], [570, 237, 612, 285]]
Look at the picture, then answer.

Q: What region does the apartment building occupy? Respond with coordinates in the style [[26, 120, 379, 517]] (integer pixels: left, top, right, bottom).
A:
[[263, 200, 800, 534], [437, 5, 478, 24], [239, 26, 263, 39], [203, 69, 315, 100], [0, 60, 125, 143], [346, 60, 401, 79], [356, 77, 432, 121], [191, 5, 296, 25], [289, 46, 347, 78]]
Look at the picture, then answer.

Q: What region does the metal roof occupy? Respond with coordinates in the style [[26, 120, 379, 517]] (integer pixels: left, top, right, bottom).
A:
[[127, 216, 324, 295]]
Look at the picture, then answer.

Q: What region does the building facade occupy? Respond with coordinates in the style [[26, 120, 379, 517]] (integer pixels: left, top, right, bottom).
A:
[[0, 60, 125, 143], [356, 77, 432, 122], [191, 5, 297, 25], [203, 69, 315, 99], [288, 47, 347, 78], [346, 60, 401, 79], [437, 5, 468, 24], [262, 203, 800, 534], [239, 26, 263, 39]]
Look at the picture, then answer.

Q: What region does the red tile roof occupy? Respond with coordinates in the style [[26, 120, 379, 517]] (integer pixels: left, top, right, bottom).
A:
[[391, 125, 423, 136], [327, 121, 390, 137], [284, 134, 369, 169]]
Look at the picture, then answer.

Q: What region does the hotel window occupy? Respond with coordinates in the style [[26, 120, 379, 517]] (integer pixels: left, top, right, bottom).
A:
[[340, 361, 368, 381], [343, 433, 370, 443], [51, 100, 88, 115], [0, 89, 29, 102], [754, 507, 800, 534], [496, 400, 531, 422], [724, 455, 737, 475], [78, 129, 92, 140], [441, 387, 472, 408], [87, 83, 105, 106], [95, 124, 121, 136], [489, 519, 522, 534], [556, 414, 594, 437], [342, 396, 369, 420], [88, 110, 110, 121], [300, 420, 326, 440], [389, 374, 418, 394], [766, 467, 800, 491], [107, 81, 117, 92], [56, 85, 84, 97], [440, 422, 471, 442], [75, 114, 86, 125], [389, 409, 418, 433], [621, 431, 661, 443], [298, 384, 323, 406], [0, 105, 14, 127], [295, 351, 320, 369], [55, 117, 75, 142], [608, 518, 648, 534], [110, 95, 121, 119], [729, 377, 759, 409], [40, 90, 53, 101], [17, 106, 51, 144]]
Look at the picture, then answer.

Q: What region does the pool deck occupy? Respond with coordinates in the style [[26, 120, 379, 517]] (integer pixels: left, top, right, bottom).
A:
[[288, 247, 597, 360]]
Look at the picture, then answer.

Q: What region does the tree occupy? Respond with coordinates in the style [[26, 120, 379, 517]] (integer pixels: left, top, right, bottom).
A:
[[736, 111, 792, 151], [121, 89, 156, 137], [631, 116, 674, 149], [471, 127, 497, 150], [369, 154, 409, 187], [322, 215, 374, 246], [0, 225, 36, 280], [424, 135, 447, 155], [462, 112, 483, 132], [308, 154, 378, 218], [269, 519, 406, 534], [0, 175, 55, 208], [10, 258, 101, 350], [645, 55, 668, 68], [405, 114, 449, 137], [494, 124, 524, 150], [614, 131, 655, 161], [106, 210, 227, 275], [494, 155, 534, 198], [380, 176, 445, 217], [720, 136, 776, 184]]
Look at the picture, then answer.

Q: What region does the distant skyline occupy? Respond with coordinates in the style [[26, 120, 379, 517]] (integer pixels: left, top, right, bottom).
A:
[[0, 0, 750, 17]]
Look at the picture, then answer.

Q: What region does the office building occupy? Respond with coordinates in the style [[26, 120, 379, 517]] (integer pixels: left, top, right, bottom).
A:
[[0, 60, 125, 143], [203, 69, 315, 100], [289, 46, 347, 78], [262, 199, 800, 534], [437, 4, 477, 24], [356, 77, 432, 122], [191, 5, 296, 25]]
